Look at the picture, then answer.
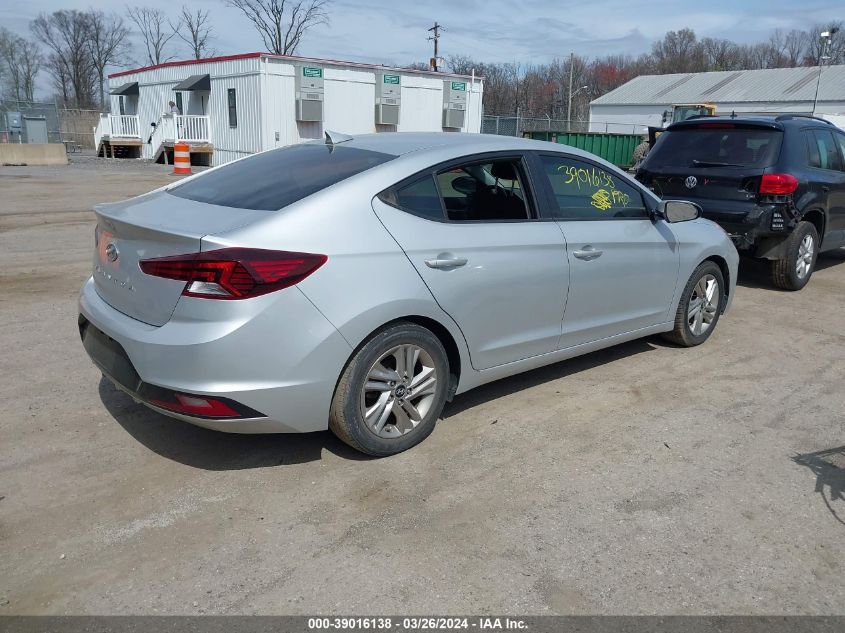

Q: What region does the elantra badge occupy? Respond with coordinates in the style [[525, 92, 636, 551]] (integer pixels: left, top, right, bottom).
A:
[[685, 176, 698, 189]]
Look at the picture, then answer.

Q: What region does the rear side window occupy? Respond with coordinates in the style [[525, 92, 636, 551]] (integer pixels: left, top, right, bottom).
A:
[[435, 159, 530, 221], [169, 143, 394, 210], [806, 130, 844, 171], [381, 158, 533, 222], [646, 126, 783, 169], [394, 175, 443, 220], [538, 155, 647, 220]]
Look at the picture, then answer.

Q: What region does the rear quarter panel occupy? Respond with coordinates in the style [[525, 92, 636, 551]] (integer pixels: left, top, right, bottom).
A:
[[204, 182, 473, 383]]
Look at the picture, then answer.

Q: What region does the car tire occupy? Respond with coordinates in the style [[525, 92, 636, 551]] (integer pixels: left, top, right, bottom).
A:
[[329, 322, 450, 457], [771, 221, 819, 291], [662, 260, 725, 347]]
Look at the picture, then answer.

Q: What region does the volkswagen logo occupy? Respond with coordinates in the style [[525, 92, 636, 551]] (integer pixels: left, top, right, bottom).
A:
[[685, 176, 698, 189], [105, 243, 119, 262]]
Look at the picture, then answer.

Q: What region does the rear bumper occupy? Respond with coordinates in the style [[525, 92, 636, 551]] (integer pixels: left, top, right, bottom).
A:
[[662, 196, 789, 249], [78, 277, 352, 433]]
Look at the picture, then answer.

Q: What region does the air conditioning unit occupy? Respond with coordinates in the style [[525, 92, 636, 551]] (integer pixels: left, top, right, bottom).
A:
[[376, 103, 400, 125], [443, 107, 465, 129], [375, 73, 401, 126], [295, 65, 324, 122], [442, 79, 468, 130]]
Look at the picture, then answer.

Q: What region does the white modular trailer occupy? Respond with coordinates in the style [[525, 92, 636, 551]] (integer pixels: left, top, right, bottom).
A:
[[106, 53, 484, 165]]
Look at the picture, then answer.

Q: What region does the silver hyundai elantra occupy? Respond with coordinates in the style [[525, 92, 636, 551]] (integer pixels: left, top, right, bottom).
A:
[[79, 132, 738, 456]]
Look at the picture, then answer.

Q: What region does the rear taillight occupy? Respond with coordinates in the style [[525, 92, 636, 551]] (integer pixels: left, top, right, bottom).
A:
[[139, 248, 327, 300], [759, 173, 798, 195]]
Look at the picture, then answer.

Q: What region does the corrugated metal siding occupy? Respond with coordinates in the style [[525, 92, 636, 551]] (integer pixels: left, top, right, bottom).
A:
[[592, 64, 845, 106]]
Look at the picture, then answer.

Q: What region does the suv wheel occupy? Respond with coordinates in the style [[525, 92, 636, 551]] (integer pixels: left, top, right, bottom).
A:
[[771, 221, 818, 291], [662, 261, 724, 347], [329, 322, 449, 457]]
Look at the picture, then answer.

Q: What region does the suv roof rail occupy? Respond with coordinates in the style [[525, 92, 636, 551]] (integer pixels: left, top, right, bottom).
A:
[[774, 114, 834, 125]]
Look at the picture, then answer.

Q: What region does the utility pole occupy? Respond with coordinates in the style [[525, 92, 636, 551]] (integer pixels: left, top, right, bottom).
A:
[[567, 52, 574, 130], [428, 22, 443, 72]]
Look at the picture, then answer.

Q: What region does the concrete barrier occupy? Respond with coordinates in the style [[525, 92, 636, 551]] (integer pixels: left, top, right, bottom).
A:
[[0, 143, 68, 166]]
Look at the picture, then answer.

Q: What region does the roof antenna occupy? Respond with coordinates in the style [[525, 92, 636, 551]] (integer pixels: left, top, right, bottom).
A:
[[730, 110, 737, 119], [325, 130, 353, 147]]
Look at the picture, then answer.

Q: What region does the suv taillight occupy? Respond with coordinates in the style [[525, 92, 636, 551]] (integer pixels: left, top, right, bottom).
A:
[[140, 248, 327, 299], [759, 173, 798, 195]]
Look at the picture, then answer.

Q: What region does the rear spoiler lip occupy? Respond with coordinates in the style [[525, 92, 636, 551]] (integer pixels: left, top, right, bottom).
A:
[[666, 120, 783, 131]]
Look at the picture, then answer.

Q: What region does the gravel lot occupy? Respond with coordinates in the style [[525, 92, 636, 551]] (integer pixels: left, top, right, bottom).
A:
[[0, 159, 843, 615]]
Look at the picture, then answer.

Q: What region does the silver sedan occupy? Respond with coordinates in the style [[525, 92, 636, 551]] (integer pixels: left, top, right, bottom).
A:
[[79, 133, 738, 456]]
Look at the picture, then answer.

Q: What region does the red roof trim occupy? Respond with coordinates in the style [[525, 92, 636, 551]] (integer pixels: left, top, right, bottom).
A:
[[108, 51, 481, 81], [109, 52, 263, 78]]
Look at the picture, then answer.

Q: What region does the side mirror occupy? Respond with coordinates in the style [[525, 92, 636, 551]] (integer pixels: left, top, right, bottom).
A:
[[658, 200, 701, 223]]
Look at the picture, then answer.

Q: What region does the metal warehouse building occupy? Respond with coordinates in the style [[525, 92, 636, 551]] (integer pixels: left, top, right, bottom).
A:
[[96, 52, 484, 166], [589, 64, 845, 133]]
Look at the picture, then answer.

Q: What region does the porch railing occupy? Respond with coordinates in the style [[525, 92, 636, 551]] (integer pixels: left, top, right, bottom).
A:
[[175, 115, 210, 142], [109, 114, 140, 138]]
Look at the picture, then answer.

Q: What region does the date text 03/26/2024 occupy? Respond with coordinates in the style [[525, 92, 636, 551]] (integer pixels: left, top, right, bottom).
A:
[[307, 617, 528, 630]]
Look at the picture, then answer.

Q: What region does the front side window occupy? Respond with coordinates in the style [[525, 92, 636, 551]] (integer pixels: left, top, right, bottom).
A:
[[539, 155, 648, 220], [227, 88, 237, 128], [807, 130, 844, 171]]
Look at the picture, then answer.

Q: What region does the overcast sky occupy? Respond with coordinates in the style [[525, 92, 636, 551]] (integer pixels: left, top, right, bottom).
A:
[[2, 0, 843, 73]]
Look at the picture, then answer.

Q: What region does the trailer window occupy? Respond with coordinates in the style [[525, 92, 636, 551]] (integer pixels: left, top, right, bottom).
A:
[[227, 88, 237, 127], [168, 143, 395, 210]]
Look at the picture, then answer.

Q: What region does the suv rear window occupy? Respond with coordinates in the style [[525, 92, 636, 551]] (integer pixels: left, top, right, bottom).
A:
[[169, 143, 394, 210], [646, 125, 783, 169]]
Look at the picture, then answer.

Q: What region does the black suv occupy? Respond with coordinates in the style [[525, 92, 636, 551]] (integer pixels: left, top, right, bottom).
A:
[[636, 115, 845, 290]]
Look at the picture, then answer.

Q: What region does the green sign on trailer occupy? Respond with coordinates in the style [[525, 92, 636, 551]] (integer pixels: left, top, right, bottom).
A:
[[303, 67, 323, 78], [383, 75, 400, 84], [451, 81, 466, 91], [525, 130, 642, 169]]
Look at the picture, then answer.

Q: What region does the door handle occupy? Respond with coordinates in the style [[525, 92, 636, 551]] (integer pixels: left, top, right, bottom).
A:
[[425, 256, 468, 269], [572, 246, 603, 261]]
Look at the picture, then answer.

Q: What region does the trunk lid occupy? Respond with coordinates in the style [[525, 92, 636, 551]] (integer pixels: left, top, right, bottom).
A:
[[638, 123, 783, 203], [92, 191, 267, 326]]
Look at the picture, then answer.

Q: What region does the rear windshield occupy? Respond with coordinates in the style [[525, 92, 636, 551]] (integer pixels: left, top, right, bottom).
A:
[[646, 126, 783, 169], [168, 143, 395, 210]]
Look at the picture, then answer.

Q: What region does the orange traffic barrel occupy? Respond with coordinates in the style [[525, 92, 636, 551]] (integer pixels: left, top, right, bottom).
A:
[[172, 142, 191, 175]]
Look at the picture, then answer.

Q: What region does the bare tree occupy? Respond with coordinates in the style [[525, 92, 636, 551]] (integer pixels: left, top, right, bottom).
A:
[[783, 30, 807, 67], [0, 28, 40, 101], [32, 10, 96, 108], [701, 37, 741, 70], [127, 7, 176, 66], [225, 0, 330, 56], [88, 10, 129, 109], [170, 6, 215, 60]]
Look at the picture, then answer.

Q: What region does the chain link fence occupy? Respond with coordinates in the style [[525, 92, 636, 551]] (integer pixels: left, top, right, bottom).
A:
[[0, 99, 63, 144], [482, 115, 645, 137]]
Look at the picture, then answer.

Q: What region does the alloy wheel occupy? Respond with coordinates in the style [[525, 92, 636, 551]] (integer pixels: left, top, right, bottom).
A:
[[796, 234, 814, 280], [687, 273, 719, 336], [360, 344, 438, 439]]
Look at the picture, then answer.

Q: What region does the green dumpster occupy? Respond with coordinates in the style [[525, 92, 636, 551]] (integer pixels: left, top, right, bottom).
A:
[[524, 131, 642, 169]]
